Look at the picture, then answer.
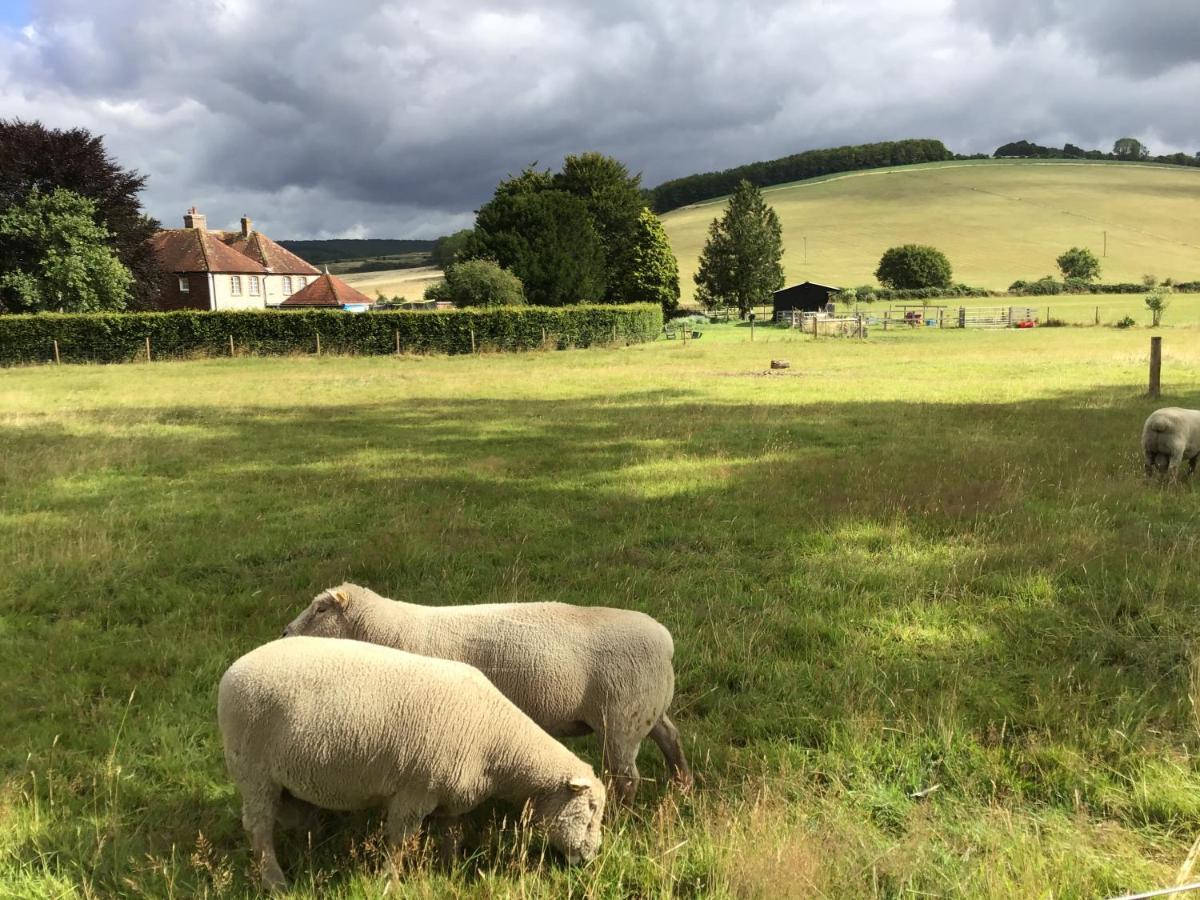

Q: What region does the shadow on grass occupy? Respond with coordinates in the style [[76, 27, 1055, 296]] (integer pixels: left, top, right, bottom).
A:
[[4, 383, 1200, 893]]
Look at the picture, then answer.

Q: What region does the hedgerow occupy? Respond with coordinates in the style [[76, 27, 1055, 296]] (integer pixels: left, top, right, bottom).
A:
[[0, 304, 663, 366]]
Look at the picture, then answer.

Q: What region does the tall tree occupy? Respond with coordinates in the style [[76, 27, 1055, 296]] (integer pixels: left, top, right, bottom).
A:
[[623, 208, 680, 313], [431, 229, 474, 271], [694, 180, 784, 317], [1113, 137, 1149, 161], [0, 120, 160, 309], [0, 187, 133, 313], [469, 170, 606, 306], [554, 152, 645, 303]]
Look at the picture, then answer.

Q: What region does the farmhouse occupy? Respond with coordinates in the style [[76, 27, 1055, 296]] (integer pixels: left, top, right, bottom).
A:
[[772, 281, 841, 318], [147, 209, 321, 311]]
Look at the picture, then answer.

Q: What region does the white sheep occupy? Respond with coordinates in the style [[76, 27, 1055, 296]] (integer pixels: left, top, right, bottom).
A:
[[1143, 407, 1200, 479], [282, 583, 691, 803], [218, 636, 605, 891]]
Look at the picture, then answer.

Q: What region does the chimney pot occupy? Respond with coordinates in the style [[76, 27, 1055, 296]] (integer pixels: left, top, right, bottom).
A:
[[241, 216, 252, 237]]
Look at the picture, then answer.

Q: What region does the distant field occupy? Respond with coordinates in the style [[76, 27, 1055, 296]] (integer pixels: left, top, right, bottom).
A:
[[341, 265, 445, 301], [661, 160, 1200, 303]]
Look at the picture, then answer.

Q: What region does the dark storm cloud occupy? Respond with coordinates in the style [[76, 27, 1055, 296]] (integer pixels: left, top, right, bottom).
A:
[[1, 0, 1198, 237]]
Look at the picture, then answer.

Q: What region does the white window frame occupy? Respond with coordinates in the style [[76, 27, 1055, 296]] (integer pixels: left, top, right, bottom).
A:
[[230, 275, 242, 296], [297, 276, 307, 288], [282, 275, 293, 295], [249, 275, 261, 296], [178, 275, 189, 293]]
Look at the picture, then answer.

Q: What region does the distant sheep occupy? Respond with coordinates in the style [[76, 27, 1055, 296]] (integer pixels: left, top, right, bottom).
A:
[[218, 636, 605, 891], [282, 583, 691, 803], [1142, 407, 1200, 479]]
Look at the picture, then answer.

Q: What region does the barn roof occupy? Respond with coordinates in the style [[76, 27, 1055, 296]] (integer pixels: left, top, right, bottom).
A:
[[773, 281, 841, 295], [279, 270, 374, 308]]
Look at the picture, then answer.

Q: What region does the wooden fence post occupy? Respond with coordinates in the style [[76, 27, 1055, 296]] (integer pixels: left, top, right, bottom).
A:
[[1094, 306, 1100, 326], [229, 334, 235, 357], [315, 332, 321, 356], [541, 326, 547, 347], [53, 339, 60, 366], [1149, 336, 1162, 398], [145, 336, 151, 362], [469, 325, 476, 354], [395, 330, 400, 355]]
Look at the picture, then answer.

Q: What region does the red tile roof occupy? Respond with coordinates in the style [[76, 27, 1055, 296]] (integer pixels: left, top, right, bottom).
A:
[[147, 229, 268, 274], [279, 271, 374, 308], [221, 231, 320, 275]]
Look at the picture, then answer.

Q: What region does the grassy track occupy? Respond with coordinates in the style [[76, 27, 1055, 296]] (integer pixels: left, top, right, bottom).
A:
[[4, 325, 1200, 897], [661, 160, 1200, 302]]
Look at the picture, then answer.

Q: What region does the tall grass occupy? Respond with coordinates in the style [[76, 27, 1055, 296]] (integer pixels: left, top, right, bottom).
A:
[[3, 325, 1200, 896]]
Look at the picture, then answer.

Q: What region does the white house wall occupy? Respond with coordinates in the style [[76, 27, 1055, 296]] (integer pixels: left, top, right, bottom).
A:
[[209, 274, 313, 311]]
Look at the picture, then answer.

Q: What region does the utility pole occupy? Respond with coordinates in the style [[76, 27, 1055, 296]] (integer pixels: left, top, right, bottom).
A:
[[804, 236, 808, 265], [1103, 230, 1107, 258]]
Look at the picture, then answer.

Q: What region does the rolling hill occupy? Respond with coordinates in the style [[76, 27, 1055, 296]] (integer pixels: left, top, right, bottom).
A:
[[659, 159, 1200, 303]]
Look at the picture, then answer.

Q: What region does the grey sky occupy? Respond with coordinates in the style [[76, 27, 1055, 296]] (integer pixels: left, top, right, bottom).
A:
[[2, 0, 1197, 238]]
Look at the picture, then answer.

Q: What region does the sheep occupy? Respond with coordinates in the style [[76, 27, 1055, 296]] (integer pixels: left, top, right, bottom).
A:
[[218, 636, 605, 891], [1142, 407, 1200, 480], [282, 583, 691, 803]]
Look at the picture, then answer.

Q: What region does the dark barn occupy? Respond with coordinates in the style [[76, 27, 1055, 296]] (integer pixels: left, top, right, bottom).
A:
[[772, 281, 841, 317]]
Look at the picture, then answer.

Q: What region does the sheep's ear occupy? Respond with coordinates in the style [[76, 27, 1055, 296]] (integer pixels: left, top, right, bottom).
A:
[[332, 590, 350, 609], [567, 777, 590, 793]]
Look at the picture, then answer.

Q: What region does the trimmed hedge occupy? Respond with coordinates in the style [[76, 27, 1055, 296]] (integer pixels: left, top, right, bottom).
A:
[[0, 304, 663, 366]]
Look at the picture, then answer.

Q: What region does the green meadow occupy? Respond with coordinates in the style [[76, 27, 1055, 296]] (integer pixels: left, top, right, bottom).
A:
[[660, 160, 1200, 303], [4, 324, 1200, 897]]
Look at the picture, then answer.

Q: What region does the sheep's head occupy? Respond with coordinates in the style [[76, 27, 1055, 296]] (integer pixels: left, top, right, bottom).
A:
[[281, 588, 353, 639], [536, 774, 605, 865]]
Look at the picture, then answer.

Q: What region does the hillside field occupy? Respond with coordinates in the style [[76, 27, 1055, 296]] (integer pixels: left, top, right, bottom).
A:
[[4, 324, 1200, 897], [341, 265, 445, 302], [661, 160, 1200, 304]]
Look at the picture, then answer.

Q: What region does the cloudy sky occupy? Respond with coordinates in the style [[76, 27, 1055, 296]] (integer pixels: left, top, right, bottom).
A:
[[2, 0, 1198, 239]]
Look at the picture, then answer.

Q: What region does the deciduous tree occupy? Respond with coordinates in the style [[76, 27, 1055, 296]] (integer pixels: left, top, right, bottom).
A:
[[1056, 246, 1101, 282], [424, 258, 525, 307], [0, 187, 133, 312], [875, 244, 953, 289]]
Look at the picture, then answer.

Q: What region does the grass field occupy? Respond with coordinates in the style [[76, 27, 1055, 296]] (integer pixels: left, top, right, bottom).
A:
[[660, 160, 1200, 303], [5, 325, 1200, 897], [341, 266, 445, 302]]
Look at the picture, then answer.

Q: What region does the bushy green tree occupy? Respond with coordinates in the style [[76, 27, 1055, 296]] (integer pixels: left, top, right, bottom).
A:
[[424, 259, 525, 307], [1056, 246, 1101, 282], [0, 187, 132, 312], [1, 119, 159, 308], [875, 244, 952, 289], [1113, 137, 1149, 161], [621, 208, 680, 313], [431, 229, 474, 271], [469, 172, 606, 306], [1145, 290, 1169, 327], [694, 180, 785, 317]]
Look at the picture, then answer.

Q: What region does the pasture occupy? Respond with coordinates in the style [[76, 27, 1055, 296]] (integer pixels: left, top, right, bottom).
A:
[[4, 325, 1200, 897], [660, 160, 1200, 303]]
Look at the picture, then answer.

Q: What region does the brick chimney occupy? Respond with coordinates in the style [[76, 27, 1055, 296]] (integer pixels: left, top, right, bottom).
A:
[[240, 215, 253, 237], [183, 207, 207, 230]]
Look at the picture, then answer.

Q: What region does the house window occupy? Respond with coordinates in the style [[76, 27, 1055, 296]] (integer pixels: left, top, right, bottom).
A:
[[230, 275, 242, 296], [178, 276, 189, 293], [249, 276, 261, 296], [282, 276, 293, 295], [297, 276, 307, 288]]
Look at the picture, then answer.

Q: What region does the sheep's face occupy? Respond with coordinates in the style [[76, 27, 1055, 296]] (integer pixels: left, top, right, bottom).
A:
[[281, 590, 352, 639], [538, 775, 605, 865]]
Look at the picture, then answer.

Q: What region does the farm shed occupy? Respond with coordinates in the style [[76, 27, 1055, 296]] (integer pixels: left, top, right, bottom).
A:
[[772, 282, 841, 319]]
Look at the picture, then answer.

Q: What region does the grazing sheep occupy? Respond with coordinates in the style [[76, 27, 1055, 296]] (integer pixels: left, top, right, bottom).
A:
[[218, 636, 605, 891], [282, 584, 691, 803], [1143, 407, 1200, 480]]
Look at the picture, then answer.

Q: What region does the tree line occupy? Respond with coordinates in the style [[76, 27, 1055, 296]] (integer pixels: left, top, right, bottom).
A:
[[993, 137, 1198, 167], [647, 139, 955, 213]]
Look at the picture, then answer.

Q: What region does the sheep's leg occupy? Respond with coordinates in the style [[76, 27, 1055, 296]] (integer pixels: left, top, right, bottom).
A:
[[601, 732, 641, 806], [1167, 446, 1187, 482], [275, 790, 321, 834], [1188, 454, 1199, 478], [385, 792, 436, 879], [241, 782, 287, 890], [428, 811, 463, 866], [649, 714, 692, 792], [1145, 449, 1158, 478]]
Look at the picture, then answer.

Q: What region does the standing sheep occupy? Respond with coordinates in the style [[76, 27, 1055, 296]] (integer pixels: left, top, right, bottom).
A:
[[218, 636, 605, 891], [282, 584, 691, 803], [1143, 407, 1200, 480]]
